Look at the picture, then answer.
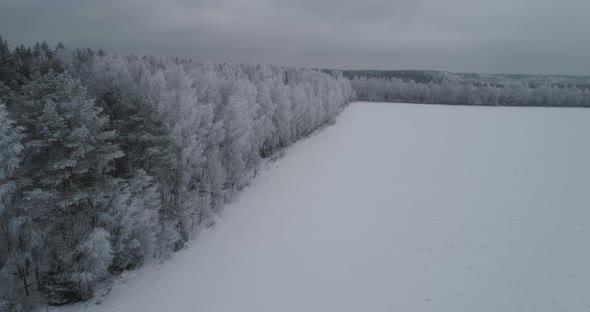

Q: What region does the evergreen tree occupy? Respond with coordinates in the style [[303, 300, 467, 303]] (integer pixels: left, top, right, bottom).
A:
[[8, 71, 122, 303], [95, 85, 178, 186], [0, 103, 24, 211], [0, 103, 25, 305], [0, 103, 25, 304], [0, 37, 20, 92], [95, 86, 181, 253]]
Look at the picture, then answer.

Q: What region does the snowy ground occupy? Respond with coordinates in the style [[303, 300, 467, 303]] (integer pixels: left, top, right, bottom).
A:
[[64, 102, 590, 312]]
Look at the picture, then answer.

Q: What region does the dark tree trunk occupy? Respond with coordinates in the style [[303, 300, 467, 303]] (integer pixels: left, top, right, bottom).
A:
[[18, 265, 30, 296], [35, 265, 42, 291]]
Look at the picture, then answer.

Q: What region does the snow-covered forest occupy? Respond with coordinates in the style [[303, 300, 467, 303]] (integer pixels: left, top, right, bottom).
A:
[[0, 37, 353, 308], [2, 37, 589, 312], [350, 76, 590, 107]]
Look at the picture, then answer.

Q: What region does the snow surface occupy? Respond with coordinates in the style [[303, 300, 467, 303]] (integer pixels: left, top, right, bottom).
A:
[[63, 102, 590, 312]]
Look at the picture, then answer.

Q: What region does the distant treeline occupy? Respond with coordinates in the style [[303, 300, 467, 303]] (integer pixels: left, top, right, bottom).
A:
[[0, 37, 353, 308], [339, 70, 446, 84], [334, 69, 590, 89], [349, 76, 590, 107]]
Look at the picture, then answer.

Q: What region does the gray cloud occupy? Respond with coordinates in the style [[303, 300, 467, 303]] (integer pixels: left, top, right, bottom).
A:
[[1, 0, 589, 75]]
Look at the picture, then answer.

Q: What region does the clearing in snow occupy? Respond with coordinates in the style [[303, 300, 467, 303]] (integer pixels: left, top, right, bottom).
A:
[[65, 102, 590, 312]]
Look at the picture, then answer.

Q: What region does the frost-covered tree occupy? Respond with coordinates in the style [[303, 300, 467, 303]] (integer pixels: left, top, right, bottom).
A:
[[0, 103, 24, 307], [7, 71, 123, 303], [102, 171, 161, 272], [95, 85, 180, 215], [0, 103, 23, 211], [70, 228, 113, 300]]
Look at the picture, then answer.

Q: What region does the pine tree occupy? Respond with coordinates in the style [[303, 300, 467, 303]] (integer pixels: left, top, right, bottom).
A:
[[0, 102, 25, 303], [95, 86, 181, 253], [95, 86, 178, 186], [0, 103, 24, 211], [9, 71, 123, 303], [0, 37, 16, 91]]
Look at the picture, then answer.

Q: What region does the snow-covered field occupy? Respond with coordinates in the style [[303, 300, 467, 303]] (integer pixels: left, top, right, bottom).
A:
[[66, 102, 590, 312]]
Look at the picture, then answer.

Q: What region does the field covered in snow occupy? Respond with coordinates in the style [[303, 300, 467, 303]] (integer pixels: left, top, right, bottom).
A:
[[65, 102, 590, 312]]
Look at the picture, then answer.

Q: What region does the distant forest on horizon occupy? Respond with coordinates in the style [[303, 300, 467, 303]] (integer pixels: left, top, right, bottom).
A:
[[325, 69, 590, 107], [329, 69, 590, 87]]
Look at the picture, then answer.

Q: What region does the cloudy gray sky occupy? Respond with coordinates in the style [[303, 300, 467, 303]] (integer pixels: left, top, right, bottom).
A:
[[1, 0, 589, 75]]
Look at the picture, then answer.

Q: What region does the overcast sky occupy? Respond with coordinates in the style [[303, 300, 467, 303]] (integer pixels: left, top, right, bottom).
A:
[[1, 0, 589, 75]]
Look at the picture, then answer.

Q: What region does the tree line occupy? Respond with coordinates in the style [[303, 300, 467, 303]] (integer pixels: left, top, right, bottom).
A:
[[350, 76, 590, 107], [0, 37, 354, 309]]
